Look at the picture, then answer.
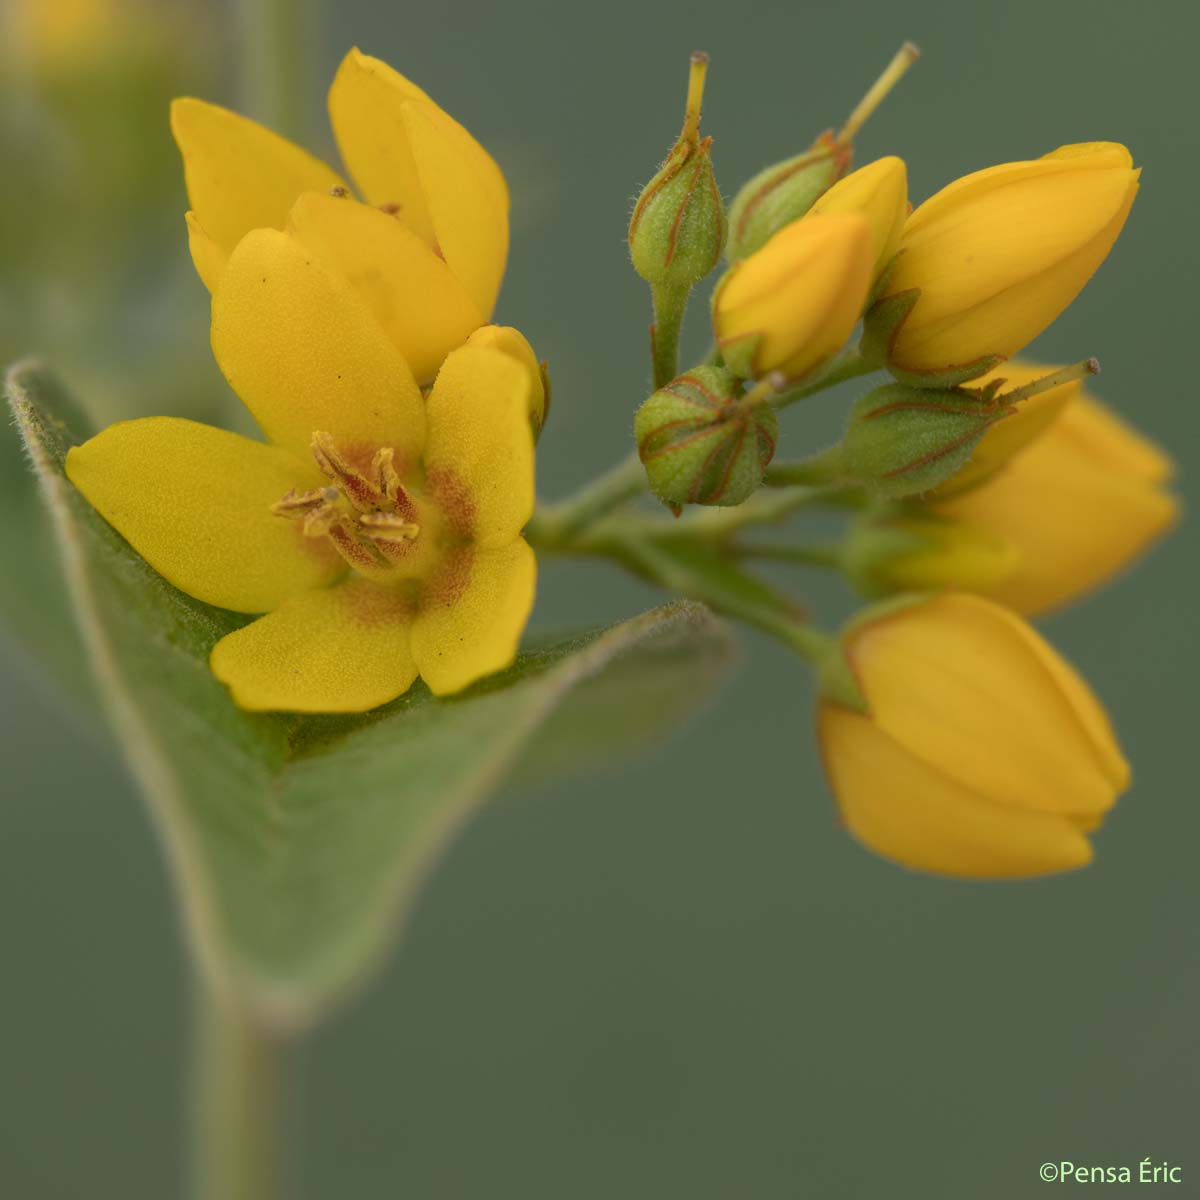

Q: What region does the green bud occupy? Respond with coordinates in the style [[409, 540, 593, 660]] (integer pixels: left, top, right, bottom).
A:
[[839, 384, 999, 498], [629, 52, 727, 291], [635, 366, 778, 509], [725, 133, 849, 261]]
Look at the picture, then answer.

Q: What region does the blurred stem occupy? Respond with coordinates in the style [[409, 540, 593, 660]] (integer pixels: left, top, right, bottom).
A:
[[734, 540, 844, 568], [192, 990, 285, 1200], [238, 0, 314, 141]]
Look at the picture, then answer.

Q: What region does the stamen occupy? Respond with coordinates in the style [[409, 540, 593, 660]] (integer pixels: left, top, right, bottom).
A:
[[327, 522, 389, 571], [371, 446, 404, 502], [303, 505, 338, 538], [270, 486, 333, 516], [311, 431, 384, 511], [359, 512, 421, 542]]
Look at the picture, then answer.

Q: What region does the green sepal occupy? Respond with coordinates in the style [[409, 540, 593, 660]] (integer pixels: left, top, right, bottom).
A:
[[839, 383, 999, 499]]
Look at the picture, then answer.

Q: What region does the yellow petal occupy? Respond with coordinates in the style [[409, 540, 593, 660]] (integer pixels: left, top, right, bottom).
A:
[[327, 48, 509, 315], [848, 593, 1122, 817], [399, 102, 509, 316], [1054, 395, 1175, 484], [715, 213, 874, 381], [65, 417, 340, 613], [412, 538, 536, 696], [464, 325, 547, 432], [170, 97, 346, 256], [185, 211, 228, 292], [210, 579, 418, 712], [938, 406, 1178, 615], [286, 191, 484, 384], [211, 227, 426, 465], [809, 156, 908, 275], [818, 703, 1094, 879], [423, 343, 536, 547]]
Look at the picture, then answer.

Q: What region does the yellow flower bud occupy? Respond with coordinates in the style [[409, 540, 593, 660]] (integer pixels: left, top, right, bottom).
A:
[[808, 156, 908, 278], [934, 394, 1179, 615], [818, 593, 1129, 878], [712, 213, 873, 383], [871, 142, 1140, 377]]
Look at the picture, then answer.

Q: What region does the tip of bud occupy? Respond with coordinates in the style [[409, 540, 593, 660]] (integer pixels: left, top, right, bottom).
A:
[[1086, 356, 1101, 376]]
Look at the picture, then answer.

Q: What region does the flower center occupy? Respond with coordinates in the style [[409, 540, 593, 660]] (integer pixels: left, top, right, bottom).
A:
[[271, 431, 443, 583]]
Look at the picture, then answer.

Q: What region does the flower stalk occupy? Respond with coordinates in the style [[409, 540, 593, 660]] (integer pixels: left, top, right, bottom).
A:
[[193, 992, 286, 1200]]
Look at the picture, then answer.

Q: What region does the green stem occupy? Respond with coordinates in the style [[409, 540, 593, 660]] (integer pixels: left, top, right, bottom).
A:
[[192, 990, 285, 1200], [238, 0, 312, 140], [650, 282, 690, 390], [763, 445, 848, 488], [771, 348, 877, 411], [527, 451, 648, 546]]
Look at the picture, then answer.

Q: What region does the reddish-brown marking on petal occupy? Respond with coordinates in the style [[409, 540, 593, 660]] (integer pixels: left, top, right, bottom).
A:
[[423, 545, 473, 610], [345, 580, 416, 627], [425, 465, 477, 540]]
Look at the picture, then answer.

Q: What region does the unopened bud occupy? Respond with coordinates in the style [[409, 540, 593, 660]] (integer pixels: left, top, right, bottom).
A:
[[629, 52, 727, 291], [839, 383, 1000, 498], [634, 366, 778, 509]]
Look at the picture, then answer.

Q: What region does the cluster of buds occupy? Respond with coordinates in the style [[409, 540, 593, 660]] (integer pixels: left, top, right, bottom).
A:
[[621, 43, 1178, 880]]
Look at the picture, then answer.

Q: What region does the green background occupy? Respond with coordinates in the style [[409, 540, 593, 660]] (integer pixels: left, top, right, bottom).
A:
[[2, 0, 1196, 1195]]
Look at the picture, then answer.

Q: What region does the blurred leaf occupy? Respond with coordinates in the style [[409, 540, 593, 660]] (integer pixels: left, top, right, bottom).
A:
[[6, 361, 737, 1030]]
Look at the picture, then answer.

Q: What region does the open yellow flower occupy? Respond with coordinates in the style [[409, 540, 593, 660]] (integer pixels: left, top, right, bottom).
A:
[[875, 142, 1139, 376], [172, 47, 509, 384], [65, 228, 537, 712], [819, 593, 1129, 879], [934, 394, 1178, 615]]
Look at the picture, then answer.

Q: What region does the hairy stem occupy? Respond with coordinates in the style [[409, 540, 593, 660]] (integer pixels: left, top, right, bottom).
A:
[[771, 348, 877, 410], [527, 452, 649, 546], [650, 282, 690, 390]]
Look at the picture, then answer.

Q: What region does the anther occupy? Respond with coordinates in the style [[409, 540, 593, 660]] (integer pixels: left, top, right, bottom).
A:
[[311, 431, 385, 510], [359, 512, 421, 543]]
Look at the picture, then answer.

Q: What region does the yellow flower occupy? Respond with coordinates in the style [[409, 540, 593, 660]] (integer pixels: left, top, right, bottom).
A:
[[65, 229, 538, 712], [808, 156, 908, 278], [172, 47, 509, 384], [712, 213, 874, 383], [818, 593, 1129, 879], [934, 393, 1178, 615], [877, 143, 1139, 375]]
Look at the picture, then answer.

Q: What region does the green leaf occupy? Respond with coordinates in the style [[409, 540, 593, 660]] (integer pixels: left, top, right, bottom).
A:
[[6, 361, 737, 1031]]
